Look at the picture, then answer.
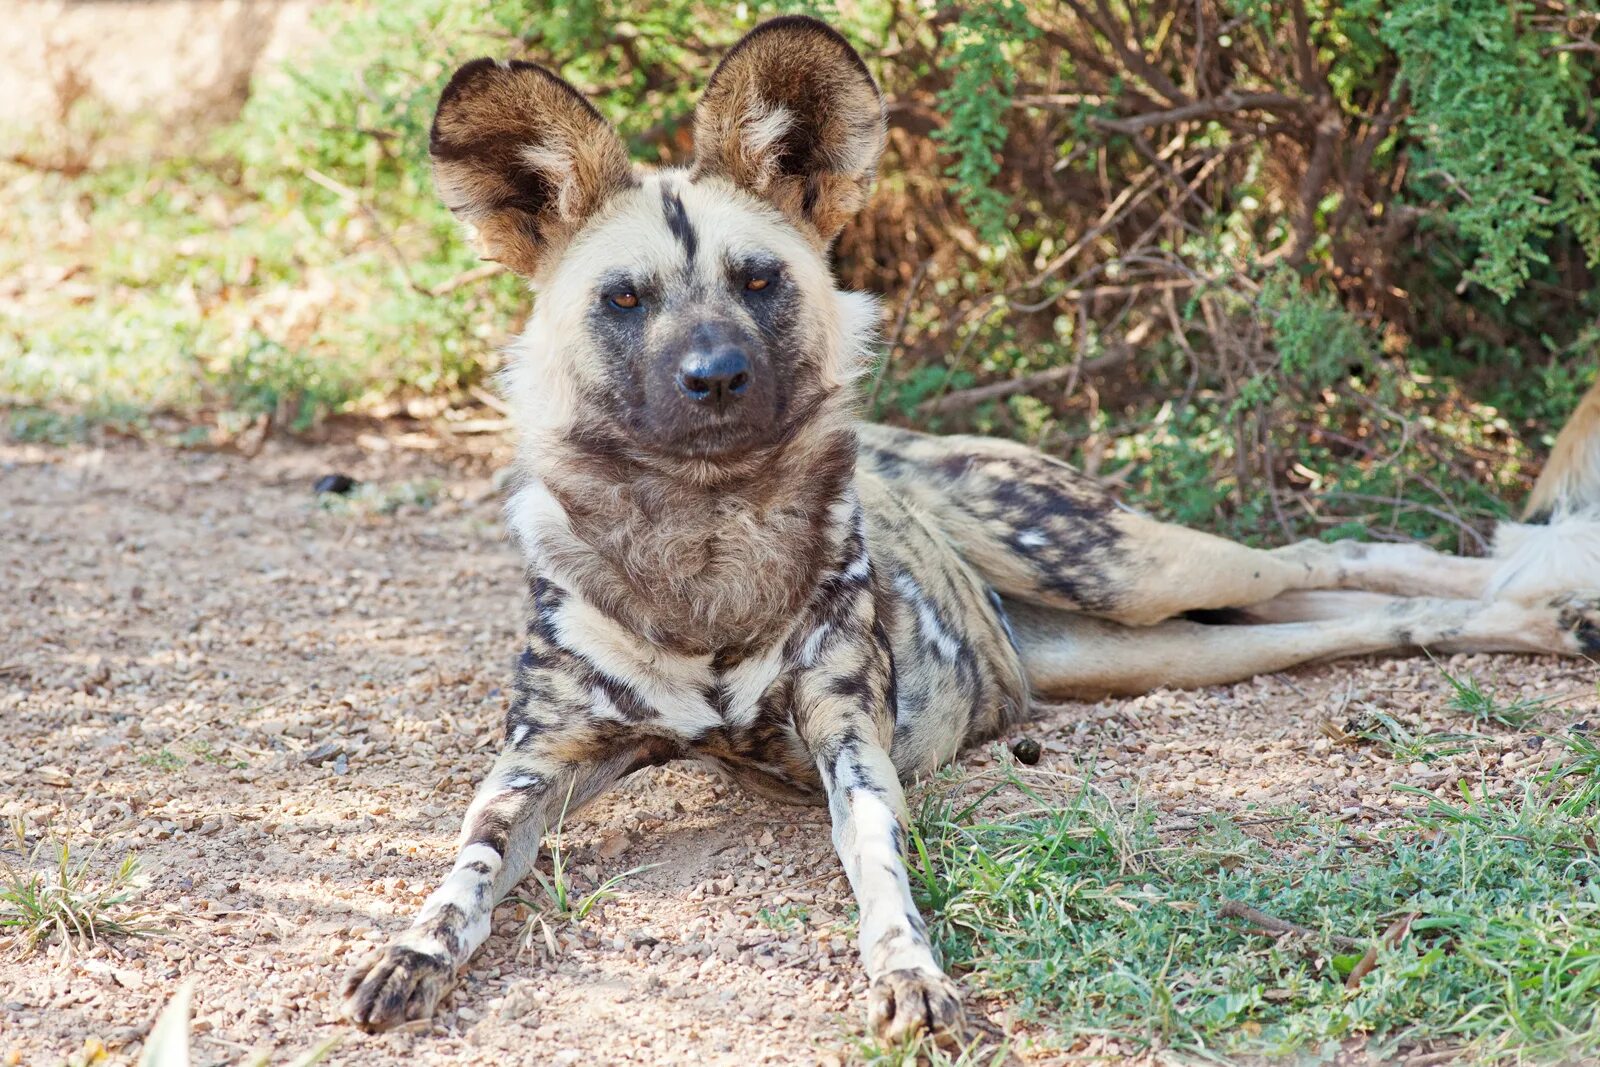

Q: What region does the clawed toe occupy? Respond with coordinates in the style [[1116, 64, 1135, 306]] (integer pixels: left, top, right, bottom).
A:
[[867, 968, 965, 1044], [341, 942, 456, 1032]]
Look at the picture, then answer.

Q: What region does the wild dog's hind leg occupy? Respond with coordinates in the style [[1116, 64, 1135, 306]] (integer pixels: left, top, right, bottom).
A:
[[1008, 592, 1600, 696], [341, 725, 658, 1031], [1102, 514, 1501, 623], [858, 425, 1496, 625]]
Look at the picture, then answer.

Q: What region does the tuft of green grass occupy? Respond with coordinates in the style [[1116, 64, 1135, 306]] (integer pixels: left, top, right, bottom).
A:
[[141, 741, 249, 772], [187, 740, 249, 770], [1345, 708, 1481, 765], [514, 783, 656, 954], [5, 407, 97, 445], [316, 479, 443, 518], [1541, 728, 1600, 815], [908, 766, 1600, 1062], [1438, 664, 1550, 728], [138, 747, 185, 773], [0, 819, 154, 955], [851, 1033, 1011, 1067], [756, 903, 810, 932]]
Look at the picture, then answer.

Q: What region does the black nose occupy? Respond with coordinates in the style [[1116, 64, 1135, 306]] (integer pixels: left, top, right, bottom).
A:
[[676, 346, 751, 404]]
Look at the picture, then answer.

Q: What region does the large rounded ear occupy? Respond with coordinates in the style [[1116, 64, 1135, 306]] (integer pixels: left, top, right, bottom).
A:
[[430, 59, 634, 278], [691, 16, 886, 243]]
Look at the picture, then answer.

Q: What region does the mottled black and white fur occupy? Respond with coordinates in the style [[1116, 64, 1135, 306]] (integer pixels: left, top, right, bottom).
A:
[[342, 16, 1600, 1043]]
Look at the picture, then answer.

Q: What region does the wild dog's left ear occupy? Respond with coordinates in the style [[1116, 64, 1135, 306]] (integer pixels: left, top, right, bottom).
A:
[[692, 16, 886, 243]]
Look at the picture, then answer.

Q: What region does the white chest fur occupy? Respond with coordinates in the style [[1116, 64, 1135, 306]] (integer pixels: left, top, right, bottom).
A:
[[545, 580, 792, 736]]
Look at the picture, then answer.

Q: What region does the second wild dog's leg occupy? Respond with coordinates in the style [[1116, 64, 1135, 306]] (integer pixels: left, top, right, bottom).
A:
[[341, 727, 655, 1031], [1007, 592, 1600, 696]]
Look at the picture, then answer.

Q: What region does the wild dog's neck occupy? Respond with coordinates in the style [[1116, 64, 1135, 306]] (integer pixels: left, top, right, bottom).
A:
[[510, 409, 862, 657]]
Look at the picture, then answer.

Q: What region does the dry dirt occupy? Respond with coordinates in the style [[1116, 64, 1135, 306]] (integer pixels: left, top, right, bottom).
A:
[[0, 1, 320, 141], [1, 434, 1595, 1067]]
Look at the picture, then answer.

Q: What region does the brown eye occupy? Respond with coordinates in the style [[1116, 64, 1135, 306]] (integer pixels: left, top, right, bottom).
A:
[[745, 276, 769, 292], [608, 291, 639, 310]]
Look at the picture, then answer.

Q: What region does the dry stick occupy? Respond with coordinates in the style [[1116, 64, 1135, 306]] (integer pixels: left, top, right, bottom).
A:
[[303, 167, 422, 294], [1075, 0, 1190, 106], [1326, 387, 1482, 540], [919, 147, 1227, 418], [1402, 1051, 1466, 1067], [1289, 0, 1323, 94], [1330, 83, 1407, 238], [1257, 397, 1297, 543], [867, 257, 932, 415], [913, 130, 1206, 413], [1020, 162, 1166, 291], [1344, 911, 1418, 990], [1288, 109, 1341, 265], [1089, 90, 1309, 135], [429, 263, 505, 296], [1156, 814, 1293, 834], [1218, 899, 1367, 951], [1148, 136, 1234, 219], [469, 384, 512, 416], [1032, 145, 1231, 301], [919, 349, 1133, 415], [1324, 493, 1489, 554]]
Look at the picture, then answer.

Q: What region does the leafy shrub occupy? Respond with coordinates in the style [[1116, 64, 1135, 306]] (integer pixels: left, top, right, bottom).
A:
[[3, 0, 1596, 546]]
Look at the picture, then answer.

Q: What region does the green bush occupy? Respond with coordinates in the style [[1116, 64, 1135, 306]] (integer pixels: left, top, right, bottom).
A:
[[2, 0, 1595, 546]]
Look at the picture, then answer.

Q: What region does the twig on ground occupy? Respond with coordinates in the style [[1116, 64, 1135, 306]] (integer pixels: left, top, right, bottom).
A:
[[303, 166, 424, 294], [1218, 899, 1366, 950], [1088, 90, 1309, 135], [1323, 493, 1490, 553], [469, 384, 512, 416], [1156, 815, 1293, 833], [1344, 911, 1418, 989]]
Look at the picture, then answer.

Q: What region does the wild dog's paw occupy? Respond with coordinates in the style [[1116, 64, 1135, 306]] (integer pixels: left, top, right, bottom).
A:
[[341, 938, 456, 1032], [867, 967, 964, 1044], [1553, 593, 1600, 655]]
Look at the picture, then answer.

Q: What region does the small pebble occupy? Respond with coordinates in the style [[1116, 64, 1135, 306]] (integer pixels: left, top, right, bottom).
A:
[[313, 473, 356, 495]]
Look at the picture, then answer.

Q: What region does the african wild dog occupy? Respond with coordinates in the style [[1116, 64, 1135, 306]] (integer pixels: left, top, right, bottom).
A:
[[341, 15, 1600, 1042]]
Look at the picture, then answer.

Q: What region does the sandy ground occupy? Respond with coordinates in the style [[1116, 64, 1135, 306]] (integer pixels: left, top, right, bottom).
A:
[[2, 434, 1595, 1067]]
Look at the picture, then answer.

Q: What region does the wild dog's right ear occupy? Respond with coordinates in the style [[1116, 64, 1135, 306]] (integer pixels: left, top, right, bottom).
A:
[[692, 16, 886, 243], [429, 59, 633, 277]]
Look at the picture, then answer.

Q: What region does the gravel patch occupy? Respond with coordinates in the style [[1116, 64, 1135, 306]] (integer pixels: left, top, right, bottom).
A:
[[2, 437, 1593, 1066]]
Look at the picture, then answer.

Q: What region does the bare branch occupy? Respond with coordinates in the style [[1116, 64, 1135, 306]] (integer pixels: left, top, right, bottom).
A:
[[1090, 90, 1310, 135]]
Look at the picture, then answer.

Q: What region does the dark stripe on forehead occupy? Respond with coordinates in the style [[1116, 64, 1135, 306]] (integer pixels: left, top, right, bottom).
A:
[[661, 186, 697, 265]]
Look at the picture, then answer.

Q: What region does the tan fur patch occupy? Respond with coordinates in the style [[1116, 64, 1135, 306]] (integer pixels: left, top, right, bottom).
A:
[[1525, 375, 1600, 520]]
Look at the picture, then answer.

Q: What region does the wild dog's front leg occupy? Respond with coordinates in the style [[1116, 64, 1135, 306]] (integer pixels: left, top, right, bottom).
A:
[[796, 637, 962, 1042], [816, 730, 962, 1040], [341, 732, 645, 1031]]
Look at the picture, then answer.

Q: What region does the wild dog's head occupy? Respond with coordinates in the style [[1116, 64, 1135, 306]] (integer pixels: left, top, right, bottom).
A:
[[431, 17, 885, 465]]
